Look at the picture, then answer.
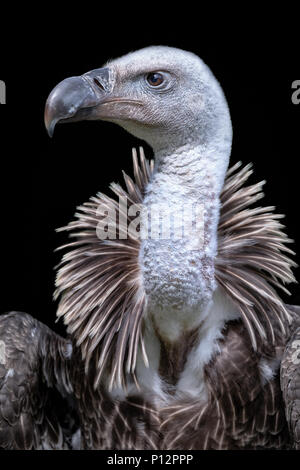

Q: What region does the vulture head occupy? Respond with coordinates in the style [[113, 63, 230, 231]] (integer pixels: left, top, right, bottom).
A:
[[45, 46, 232, 155]]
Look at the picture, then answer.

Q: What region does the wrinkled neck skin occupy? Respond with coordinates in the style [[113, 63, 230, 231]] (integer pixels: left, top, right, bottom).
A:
[[140, 125, 232, 339]]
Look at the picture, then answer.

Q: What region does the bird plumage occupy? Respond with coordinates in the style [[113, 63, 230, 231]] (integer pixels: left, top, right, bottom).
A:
[[1, 151, 299, 449], [1, 46, 300, 449], [0, 312, 78, 449]]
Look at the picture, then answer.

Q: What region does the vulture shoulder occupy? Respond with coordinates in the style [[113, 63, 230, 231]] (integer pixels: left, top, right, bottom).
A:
[[0, 311, 79, 449], [281, 305, 300, 449]]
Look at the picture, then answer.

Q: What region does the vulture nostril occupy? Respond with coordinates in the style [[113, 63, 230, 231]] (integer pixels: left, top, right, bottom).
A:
[[93, 78, 105, 91]]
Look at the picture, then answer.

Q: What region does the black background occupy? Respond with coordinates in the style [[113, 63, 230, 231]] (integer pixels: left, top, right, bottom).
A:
[[0, 11, 299, 338]]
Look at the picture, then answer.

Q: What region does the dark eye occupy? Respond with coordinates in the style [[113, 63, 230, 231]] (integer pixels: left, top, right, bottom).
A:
[[146, 72, 164, 87]]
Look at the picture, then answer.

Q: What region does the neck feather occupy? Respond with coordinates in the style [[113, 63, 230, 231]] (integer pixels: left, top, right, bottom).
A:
[[153, 141, 230, 198], [139, 140, 231, 343]]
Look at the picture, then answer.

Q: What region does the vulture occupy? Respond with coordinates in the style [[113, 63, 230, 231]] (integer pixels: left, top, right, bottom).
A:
[[1, 46, 300, 450]]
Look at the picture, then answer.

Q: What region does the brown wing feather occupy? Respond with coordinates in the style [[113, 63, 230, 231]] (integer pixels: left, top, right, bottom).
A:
[[160, 322, 290, 450], [0, 311, 77, 449], [281, 306, 300, 449]]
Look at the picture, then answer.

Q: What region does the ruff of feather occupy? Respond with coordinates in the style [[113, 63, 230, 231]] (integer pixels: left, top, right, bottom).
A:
[[216, 162, 296, 351], [55, 148, 153, 389], [54, 149, 296, 389]]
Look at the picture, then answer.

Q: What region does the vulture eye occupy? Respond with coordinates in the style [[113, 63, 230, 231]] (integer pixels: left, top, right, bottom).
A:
[[146, 72, 164, 87]]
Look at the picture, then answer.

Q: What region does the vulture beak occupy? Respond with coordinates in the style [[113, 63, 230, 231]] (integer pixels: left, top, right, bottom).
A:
[[44, 67, 113, 137]]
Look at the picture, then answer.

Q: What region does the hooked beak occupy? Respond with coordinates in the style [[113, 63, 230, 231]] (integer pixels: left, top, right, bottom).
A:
[[44, 67, 113, 137]]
